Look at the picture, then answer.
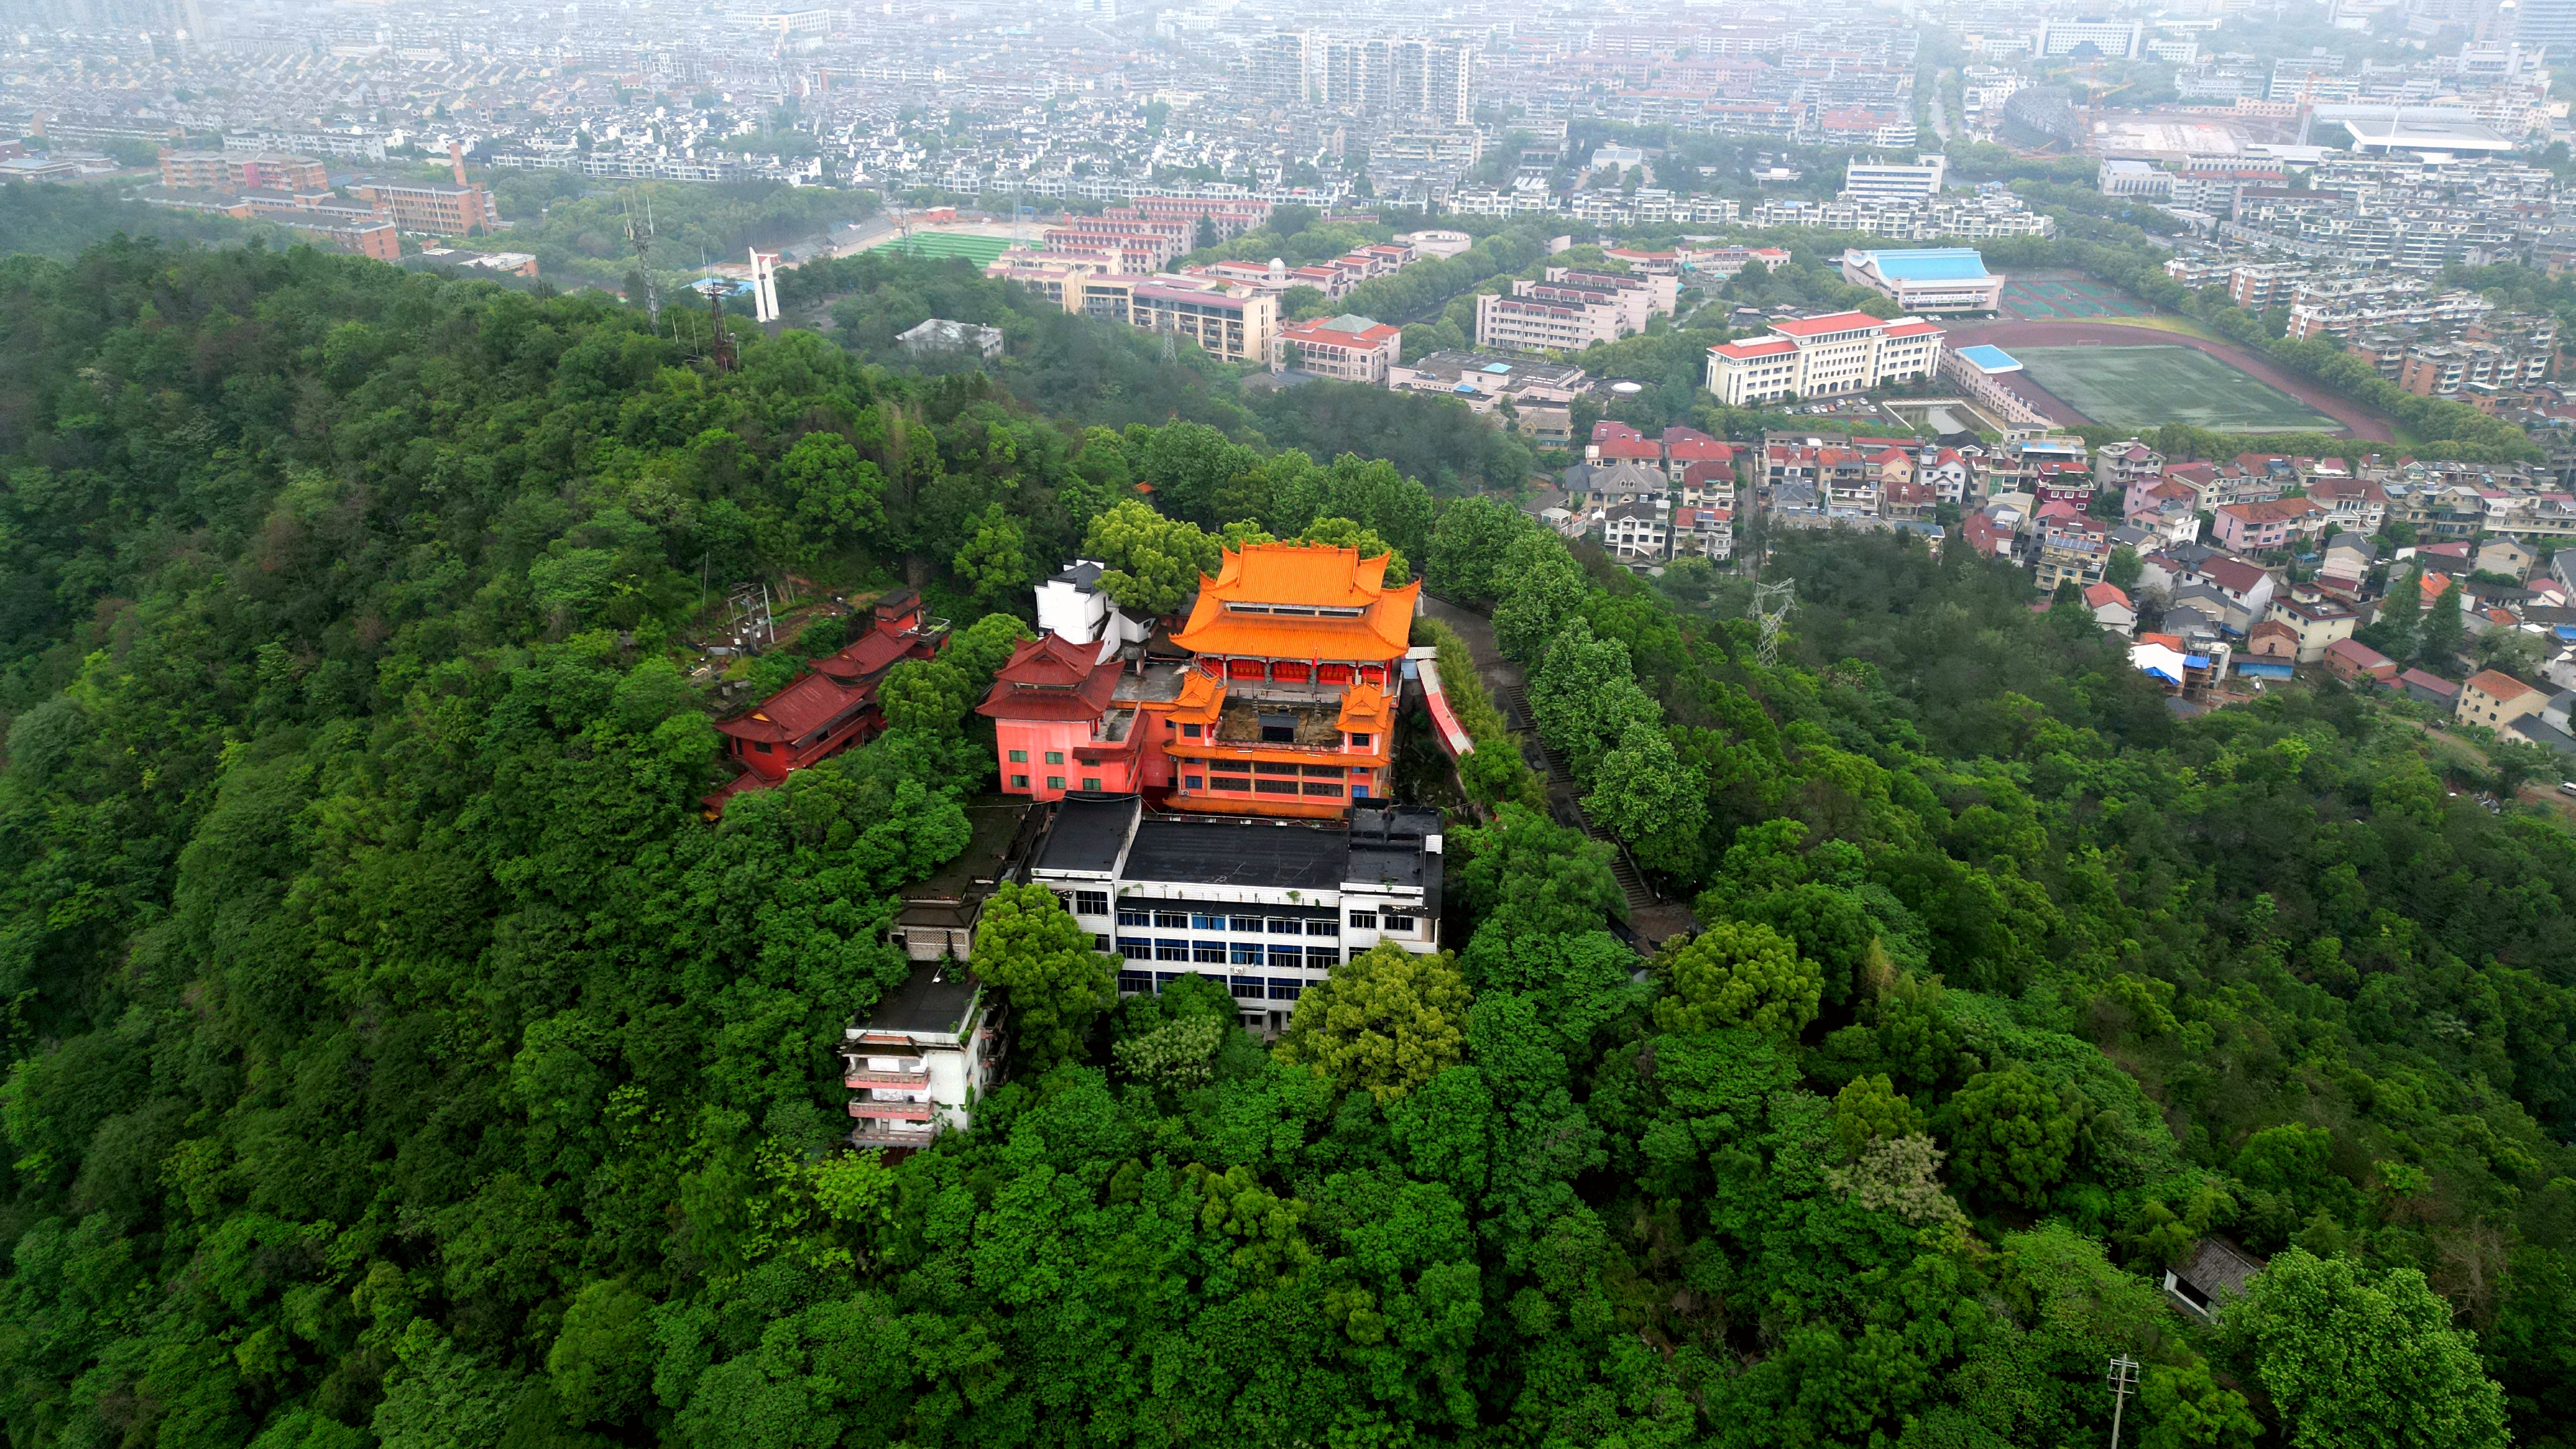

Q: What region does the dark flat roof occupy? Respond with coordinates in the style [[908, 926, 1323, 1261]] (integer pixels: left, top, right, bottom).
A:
[[1123, 818, 1346, 891], [859, 962, 979, 1036], [908, 797, 1035, 903], [1036, 796, 1136, 875]]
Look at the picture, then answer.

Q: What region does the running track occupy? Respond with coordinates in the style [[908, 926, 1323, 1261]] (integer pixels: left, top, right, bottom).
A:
[[1943, 319, 2395, 443]]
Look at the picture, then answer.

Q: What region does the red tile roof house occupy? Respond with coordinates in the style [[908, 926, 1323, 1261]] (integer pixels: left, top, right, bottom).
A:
[[2084, 581, 2137, 632], [2398, 668, 2462, 710], [1660, 426, 1737, 481], [2324, 637, 2398, 683], [2459, 669, 2547, 730], [1588, 420, 1664, 464], [2211, 496, 2325, 554]]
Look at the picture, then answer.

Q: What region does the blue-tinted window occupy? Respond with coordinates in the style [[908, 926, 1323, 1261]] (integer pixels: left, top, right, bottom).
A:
[[1310, 946, 1342, 965], [1231, 915, 1265, 934], [1231, 942, 1265, 965], [1269, 946, 1306, 969], [1116, 936, 1151, 956], [1191, 913, 1226, 931], [1154, 940, 1190, 962], [1116, 970, 1153, 994], [1268, 917, 1304, 934], [1229, 975, 1266, 997], [1305, 919, 1338, 937], [1192, 942, 1228, 964], [1117, 908, 1151, 928], [1267, 979, 1305, 1000]]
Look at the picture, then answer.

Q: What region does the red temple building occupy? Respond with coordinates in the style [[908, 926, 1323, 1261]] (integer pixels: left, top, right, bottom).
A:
[[976, 542, 1414, 820], [705, 588, 946, 813]]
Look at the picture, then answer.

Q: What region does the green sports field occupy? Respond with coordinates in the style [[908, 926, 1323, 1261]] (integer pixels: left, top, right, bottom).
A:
[[864, 231, 1016, 266], [2011, 345, 2340, 433]]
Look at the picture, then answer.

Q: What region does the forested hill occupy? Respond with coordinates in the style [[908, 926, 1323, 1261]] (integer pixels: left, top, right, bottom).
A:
[[0, 238, 2569, 1449]]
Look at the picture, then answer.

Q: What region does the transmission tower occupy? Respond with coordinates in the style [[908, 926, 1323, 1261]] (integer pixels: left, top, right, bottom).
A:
[[623, 194, 659, 330], [1752, 579, 1796, 668]]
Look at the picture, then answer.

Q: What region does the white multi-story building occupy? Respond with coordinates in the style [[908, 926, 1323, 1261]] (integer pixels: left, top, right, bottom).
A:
[[1704, 311, 1946, 405], [842, 963, 1001, 1148], [2034, 17, 2145, 57], [1843, 154, 1949, 201], [1031, 798, 1445, 1034]]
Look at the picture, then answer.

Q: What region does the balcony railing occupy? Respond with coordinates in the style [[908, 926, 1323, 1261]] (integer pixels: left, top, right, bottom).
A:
[[850, 1120, 937, 1146], [844, 1070, 931, 1089], [848, 1101, 935, 1121]]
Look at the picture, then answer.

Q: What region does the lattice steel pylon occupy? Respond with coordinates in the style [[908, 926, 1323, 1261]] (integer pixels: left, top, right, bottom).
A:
[[1752, 579, 1796, 668]]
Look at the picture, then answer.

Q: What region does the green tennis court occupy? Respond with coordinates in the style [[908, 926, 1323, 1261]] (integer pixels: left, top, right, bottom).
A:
[[2012, 345, 2340, 432], [865, 231, 1015, 266]]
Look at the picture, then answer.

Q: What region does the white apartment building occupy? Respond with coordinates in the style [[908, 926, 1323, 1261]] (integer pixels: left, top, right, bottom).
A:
[[1843, 154, 1949, 201], [1031, 797, 1445, 1034], [1704, 311, 1946, 405]]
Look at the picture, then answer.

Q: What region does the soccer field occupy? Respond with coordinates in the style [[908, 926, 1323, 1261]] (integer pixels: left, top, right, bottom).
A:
[[2011, 345, 2339, 433]]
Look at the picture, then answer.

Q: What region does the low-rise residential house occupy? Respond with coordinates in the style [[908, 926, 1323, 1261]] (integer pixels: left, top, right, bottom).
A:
[[2195, 555, 2281, 624], [2319, 535, 2378, 594], [1677, 460, 1737, 510], [1673, 505, 1735, 560], [2324, 637, 2399, 682], [2035, 510, 2113, 592], [1588, 420, 1664, 466], [1883, 477, 1937, 521], [2166, 461, 2283, 510], [1825, 467, 1883, 517], [1869, 445, 1917, 494], [2306, 477, 2389, 534], [2460, 669, 2547, 730], [2085, 581, 2138, 633], [1565, 459, 1667, 510], [2264, 597, 2359, 662], [2478, 535, 2537, 578], [1600, 499, 1672, 562], [2133, 634, 2222, 703], [2172, 584, 2248, 635], [2400, 668, 2463, 709], [1661, 426, 1737, 483], [2095, 440, 2165, 493], [2246, 618, 2301, 660], [1918, 447, 1973, 505], [2552, 548, 2576, 595], [1962, 507, 2018, 560], [2211, 496, 2326, 554]]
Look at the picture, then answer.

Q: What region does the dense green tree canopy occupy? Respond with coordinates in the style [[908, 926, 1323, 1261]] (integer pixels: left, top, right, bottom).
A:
[[0, 237, 2563, 1449]]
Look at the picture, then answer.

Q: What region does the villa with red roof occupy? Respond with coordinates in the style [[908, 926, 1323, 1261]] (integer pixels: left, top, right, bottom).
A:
[[1588, 420, 1665, 464], [1704, 310, 1945, 406]]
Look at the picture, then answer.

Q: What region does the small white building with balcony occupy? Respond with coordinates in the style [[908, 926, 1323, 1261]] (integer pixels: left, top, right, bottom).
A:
[[841, 961, 1001, 1149]]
